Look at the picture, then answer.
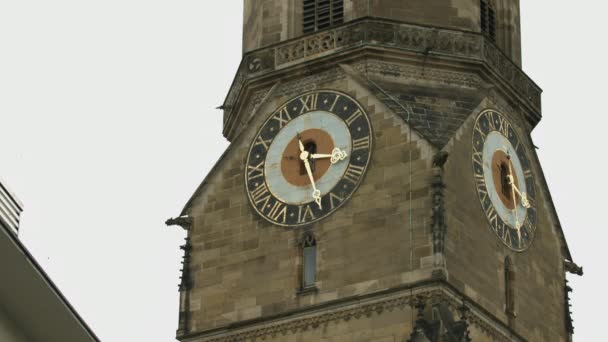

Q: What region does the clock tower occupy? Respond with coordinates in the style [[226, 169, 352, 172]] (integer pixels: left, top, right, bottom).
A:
[[167, 1, 582, 341]]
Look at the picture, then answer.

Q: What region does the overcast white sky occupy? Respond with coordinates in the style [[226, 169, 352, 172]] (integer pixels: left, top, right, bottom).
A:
[[0, 1, 605, 341]]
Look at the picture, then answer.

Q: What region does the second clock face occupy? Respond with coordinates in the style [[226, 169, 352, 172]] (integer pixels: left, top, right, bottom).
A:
[[245, 90, 372, 227], [472, 110, 537, 251]]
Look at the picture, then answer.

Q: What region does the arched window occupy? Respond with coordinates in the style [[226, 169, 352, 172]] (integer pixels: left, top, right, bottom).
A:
[[301, 232, 317, 290], [505, 256, 515, 323], [303, 0, 344, 34], [480, 0, 497, 42]]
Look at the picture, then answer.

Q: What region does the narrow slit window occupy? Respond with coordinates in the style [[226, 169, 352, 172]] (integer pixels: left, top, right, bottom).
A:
[[303, 0, 344, 34], [301, 233, 317, 289], [505, 257, 515, 318]]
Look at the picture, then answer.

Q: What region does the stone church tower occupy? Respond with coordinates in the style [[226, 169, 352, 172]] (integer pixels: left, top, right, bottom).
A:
[[167, 1, 582, 341]]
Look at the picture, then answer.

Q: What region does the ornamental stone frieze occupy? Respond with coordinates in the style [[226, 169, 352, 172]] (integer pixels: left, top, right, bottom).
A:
[[222, 18, 542, 140], [179, 282, 524, 342]]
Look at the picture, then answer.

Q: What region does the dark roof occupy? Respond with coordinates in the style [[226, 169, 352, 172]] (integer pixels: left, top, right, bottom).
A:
[[363, 78, 484, 148], [0, 220, 100, 341]]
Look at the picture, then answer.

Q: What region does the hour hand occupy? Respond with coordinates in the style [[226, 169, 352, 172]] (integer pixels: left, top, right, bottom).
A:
[[297, 132, 304, 152], [507, 175, 532, 208], [311, 147, 348, 164], [514, 187, 531, 208]]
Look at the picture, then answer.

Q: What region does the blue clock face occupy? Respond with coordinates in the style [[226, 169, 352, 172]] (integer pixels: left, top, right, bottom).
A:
[[245, 90, 372, 227], [472, 110, 537, 251]]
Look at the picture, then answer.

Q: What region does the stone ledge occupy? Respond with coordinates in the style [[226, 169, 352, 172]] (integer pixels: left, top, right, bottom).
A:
[[178, 278, 525, 342], [222, 18, 542, 140]]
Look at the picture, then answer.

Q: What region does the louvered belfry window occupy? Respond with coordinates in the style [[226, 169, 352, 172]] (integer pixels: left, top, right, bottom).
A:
[[303, 0, 344, 34], [480, 0, 496, 42]]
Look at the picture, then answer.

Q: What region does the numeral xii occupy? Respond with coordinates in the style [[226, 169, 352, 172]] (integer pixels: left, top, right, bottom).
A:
[[299, 94, 318, 114]]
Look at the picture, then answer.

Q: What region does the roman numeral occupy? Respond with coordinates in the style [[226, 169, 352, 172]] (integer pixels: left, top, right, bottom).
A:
[[344, 163, 364, 183], [352, 136, 370, 151], [498, 115, 510, 137], [297, 204, 316, 224], [486, 205, 498, 227], [474, 124, 487, 140], [503, 227, 512, 246], [272, 106, 291, 128], [329, 192, 344, 210], [474, 173, 486, 191], [299, 94, 318, 114], [250, 182, 271, 209], [329, 94, 341, 112], [486, 112, 497, 131], [345, 109, 363, 126], [267, 201, 287, 223], [520, 222, 531, 241], [254, 135, 271, 151], [525, 194, 537, 208], [247, 161, 264, 180], [524, 169, 533, 179], [514, 140, 521, 152], [474, 173, 488, 202], [472, 150, 484, 168]]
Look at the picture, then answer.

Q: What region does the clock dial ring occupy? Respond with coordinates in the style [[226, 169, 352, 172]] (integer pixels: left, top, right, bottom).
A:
[[265, 111, 351, 204], [245, 90, 372, 227], [472, 110, 537, 251]]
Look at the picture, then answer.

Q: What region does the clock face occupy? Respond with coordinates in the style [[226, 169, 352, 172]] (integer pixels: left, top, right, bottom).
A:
[[245, 90, 372, 227], [472, 110, 537, 251]]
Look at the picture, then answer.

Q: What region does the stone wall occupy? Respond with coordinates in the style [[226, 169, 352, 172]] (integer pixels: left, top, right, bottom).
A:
[[183, 71, 437, 335], [242, 0, 521, 66], [442, 101, 568, 341], [243, 0, 287, 53]]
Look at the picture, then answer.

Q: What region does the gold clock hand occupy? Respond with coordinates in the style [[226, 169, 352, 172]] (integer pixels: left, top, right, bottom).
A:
[[506, 172, 531, 208], [311, 153, 332, 159], [311, 147, 348, 164], [509, 180, 532, 208], [507, 161, 522, 244], [303, 157, 322, 209], [297, 132, 305, 152]]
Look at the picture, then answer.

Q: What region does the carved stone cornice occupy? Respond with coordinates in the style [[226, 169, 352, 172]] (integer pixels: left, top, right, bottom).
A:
[[179, 281, 524, 342], [177, 237, 193, 336], [222, 18, 542, 140]]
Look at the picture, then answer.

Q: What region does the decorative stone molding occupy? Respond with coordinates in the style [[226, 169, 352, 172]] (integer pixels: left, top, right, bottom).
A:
[[275, 66, 346, 98], [565, 280, 574, 335], [563, 260, 582, 335], [222, 18, 541, 136], [353, 60, 482, 89], [177, 237, 193, 337], [183, 282, 523, 342], [226, 84, 278, 138]]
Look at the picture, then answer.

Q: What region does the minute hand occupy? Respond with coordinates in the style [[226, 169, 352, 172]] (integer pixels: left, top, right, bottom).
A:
[[303, 158, 322, 209]]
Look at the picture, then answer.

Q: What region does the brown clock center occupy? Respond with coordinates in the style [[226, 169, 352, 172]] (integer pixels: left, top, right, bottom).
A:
[[281, 129, 334, 186], [491, 150, 519, 210]]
